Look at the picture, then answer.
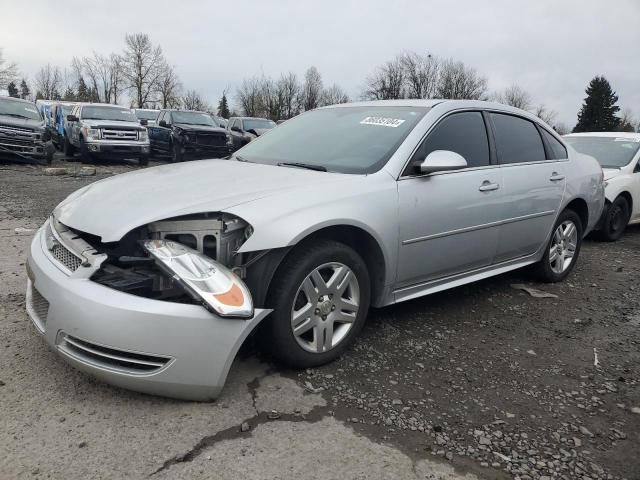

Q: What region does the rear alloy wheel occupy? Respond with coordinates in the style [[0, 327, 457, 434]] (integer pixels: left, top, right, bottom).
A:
[[533, 209, 582, 282], [597, 196, 630, 242], [264, 240, 370, 367]]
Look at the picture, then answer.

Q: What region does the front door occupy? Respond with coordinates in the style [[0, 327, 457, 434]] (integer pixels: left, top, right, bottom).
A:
[[396, 111, 504, 291]]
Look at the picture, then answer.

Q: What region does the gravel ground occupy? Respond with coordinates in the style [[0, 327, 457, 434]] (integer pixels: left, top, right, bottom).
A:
[[1, 154, 638, 480]]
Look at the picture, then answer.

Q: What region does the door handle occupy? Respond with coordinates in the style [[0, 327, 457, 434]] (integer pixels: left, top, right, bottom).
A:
[[479, 181, 500, 192], [549, 172, 565, 182]]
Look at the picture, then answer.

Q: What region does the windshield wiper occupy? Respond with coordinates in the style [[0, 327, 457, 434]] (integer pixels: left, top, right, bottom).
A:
[[277, 162, 327, 172], [235, 155, 252, 163]]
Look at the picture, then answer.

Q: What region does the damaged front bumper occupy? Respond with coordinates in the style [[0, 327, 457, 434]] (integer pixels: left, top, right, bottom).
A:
[[25, 220, 270, 400]]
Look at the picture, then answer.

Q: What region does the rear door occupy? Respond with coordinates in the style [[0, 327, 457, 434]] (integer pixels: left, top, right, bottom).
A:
[[396, 110, 504, 292], [490, 113, 567, 262]]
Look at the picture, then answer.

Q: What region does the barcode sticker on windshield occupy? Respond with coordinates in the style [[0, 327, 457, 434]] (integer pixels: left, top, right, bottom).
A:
[[24, 107, 38, 114], [360, 117, 405, 128]]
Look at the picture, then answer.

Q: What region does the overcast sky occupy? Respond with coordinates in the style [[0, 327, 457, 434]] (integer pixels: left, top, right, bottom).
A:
[[1, 0, 638, 126]]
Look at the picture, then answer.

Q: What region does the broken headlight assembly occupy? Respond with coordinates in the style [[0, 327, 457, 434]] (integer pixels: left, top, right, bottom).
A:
[[143, 239, 253, 319]]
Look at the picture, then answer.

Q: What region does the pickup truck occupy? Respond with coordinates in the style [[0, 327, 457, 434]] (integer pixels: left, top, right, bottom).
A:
[[0, 96, 54, 163], [148, 109, 232, 162], [227, 116, 276, 152], [65, 103, 150, 165]]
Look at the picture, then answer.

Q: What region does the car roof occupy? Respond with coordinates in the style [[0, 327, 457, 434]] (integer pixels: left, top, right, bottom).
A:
[[233, 116, 272, 120], [2, 96, 35, 105], [564, 132, 640, 139], [81, 103, 129, 109], [164, 109, 209, 113]]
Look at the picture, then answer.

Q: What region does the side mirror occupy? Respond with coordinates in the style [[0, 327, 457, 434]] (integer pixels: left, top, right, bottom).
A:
[[419, 150, 468, 174], [159, 120, 167, 128], [140, 119, 148, 126], [231, 126, 242, 133], [66, 114, 78, 122]]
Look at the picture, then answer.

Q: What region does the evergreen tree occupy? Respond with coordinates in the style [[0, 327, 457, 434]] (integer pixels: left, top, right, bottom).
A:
[[7, 81, 19, 97], [35, 91, 44, 100], [19, 78, 30, 99], [573, 76, 621, 132], [76, 77, 90, 102], [62, 86, 76, 101], [217, 93, 230, 119]]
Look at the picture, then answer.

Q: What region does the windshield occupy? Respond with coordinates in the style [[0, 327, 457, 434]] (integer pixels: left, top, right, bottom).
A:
[[61, 105, 73, 115], [172, 111, 216, 126], [236, 106, 428, 174], [81, 106, 138, 122], [565, 136, 640, 168], [135, 110, 159, 121], [0, 98, 42, 120], [244, 119, 276, 131]]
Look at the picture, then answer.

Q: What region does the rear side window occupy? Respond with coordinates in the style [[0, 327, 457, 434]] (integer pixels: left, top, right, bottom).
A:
[[410, 111, 490, 171], [491, 113, 545, 164], [540, 129, 568, 160]]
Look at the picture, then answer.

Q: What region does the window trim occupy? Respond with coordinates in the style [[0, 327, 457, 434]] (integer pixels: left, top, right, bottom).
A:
[[538, 126, 568, 160], [487, 111, 566, 166], [399, 108, 495, 179]]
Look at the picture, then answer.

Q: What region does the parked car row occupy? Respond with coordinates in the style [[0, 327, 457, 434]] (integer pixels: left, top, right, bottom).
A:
[[25, 99, 610, 400]]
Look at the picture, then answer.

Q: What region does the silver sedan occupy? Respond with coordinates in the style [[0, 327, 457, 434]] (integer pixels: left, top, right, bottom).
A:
[[26, 100, 605, 400]]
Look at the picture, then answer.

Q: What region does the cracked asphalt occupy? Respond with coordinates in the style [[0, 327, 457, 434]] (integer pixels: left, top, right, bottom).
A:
[[1, 154, 638, 480]]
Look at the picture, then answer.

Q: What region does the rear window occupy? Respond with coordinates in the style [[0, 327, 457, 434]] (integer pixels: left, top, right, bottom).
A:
[[491, 113, 545, 164], [564, 136, 640, 168]]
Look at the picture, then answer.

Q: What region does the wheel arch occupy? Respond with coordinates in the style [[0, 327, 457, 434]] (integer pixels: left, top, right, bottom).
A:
[[564, 197, 589, 233], [259, 224, 388, 308]]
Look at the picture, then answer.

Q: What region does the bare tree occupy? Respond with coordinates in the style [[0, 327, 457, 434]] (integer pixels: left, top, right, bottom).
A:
[[400, 52, 439, 99], [553, 122, 570, 135], [122, 33, 165, 108], [236, 76, 263, 117], [321, 84, 349, 106], [494, 84, 532, 110], [301, 66, 323, 111], [534, 104, 557, 125], [0, 48, 18, 89], [156, 62, 182, 108], [109, 54, 125, 104], [618, 108, 636, 132], [276, 72, 300, 119], [34, 64, 63, 99], [181, 89, 209, 111], [363, 58, 405, 100], [436, 59, 487, 100]]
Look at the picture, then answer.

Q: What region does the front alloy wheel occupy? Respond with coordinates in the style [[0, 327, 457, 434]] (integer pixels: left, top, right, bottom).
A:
[[291, 262, 360, 353], [264, 240, 370, 368]]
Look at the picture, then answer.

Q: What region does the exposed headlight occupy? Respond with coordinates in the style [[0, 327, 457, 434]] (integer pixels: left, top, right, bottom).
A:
[[143, 239, 253, 319], [139, 129, 148, 142], [83, 127, 101, 140]]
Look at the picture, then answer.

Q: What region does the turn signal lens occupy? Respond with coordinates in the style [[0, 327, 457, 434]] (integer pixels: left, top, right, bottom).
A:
[[143, 239, 253, 319]]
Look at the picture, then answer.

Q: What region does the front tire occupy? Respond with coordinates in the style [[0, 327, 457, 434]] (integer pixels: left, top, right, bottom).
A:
[[263, 240, 371, 368], [79, 137, 92, 164], [171, 142, 183, 163], [533, 209, 583, 283], [63, 134, 75, 157], [596, 196, 630, 242]]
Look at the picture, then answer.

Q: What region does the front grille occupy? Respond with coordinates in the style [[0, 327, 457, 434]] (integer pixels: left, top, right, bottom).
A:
[[51, 243, 82, 272], [58, 333, 172, 375], [0, 125, 39, 151], [26, 282, 49, 333], [102, 129, 138, 141], [0, 125, 34, 135], [196, 133, 226, 147]]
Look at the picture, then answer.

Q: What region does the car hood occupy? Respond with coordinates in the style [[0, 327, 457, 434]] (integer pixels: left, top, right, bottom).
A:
[[173, 123, 227, 133], [54, 159, 349, 242], [602, 167, 622, 181], [82, 119, 145, 130], [0, 114, 45, 131]]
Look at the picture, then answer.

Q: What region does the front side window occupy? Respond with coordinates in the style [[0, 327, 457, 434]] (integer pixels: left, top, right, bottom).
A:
[[408, 111, 490, 173], [236, 106, 429, 174], [564, 136, 640, 168], [541, 129, 568, 160], [81, 106, 138, 122], [491, 113, 545, 164]]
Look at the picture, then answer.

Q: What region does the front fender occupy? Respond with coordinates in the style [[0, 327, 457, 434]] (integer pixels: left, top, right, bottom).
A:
[[604, 174, 634, 204]]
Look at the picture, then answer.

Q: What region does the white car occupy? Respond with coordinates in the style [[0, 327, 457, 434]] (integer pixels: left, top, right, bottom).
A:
[[565, 132, 640, 241]]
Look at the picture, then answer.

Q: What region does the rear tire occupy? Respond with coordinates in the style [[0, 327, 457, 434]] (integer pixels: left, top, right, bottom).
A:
[[596, 196, 630, 242], [262, 240, 371, 368], [533, 209, 583, 283]]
